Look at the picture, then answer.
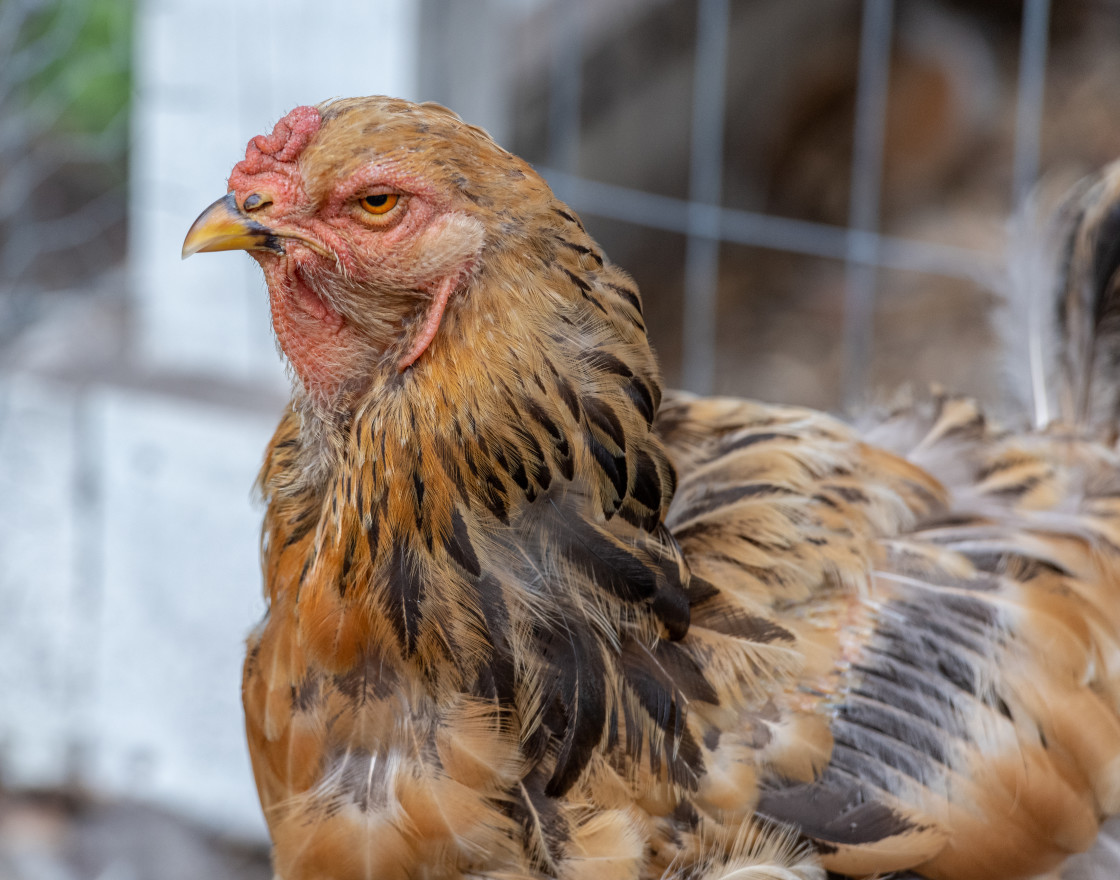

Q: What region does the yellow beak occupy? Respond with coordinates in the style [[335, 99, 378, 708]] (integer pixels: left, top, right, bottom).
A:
[[181, 193, 282, 259]]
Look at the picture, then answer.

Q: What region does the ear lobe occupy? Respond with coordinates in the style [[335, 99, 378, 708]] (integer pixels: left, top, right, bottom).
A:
[[411, 212, 485, 282], [397, 213, 485, 372]]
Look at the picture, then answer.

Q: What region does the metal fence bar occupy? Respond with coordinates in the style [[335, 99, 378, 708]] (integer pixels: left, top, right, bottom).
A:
[[842, 0, 894, 407], [548, 0, 583, 174], [1012, 0, 1051, 207], [681, 0, 730, 393], [542, 168, 1003, 287]]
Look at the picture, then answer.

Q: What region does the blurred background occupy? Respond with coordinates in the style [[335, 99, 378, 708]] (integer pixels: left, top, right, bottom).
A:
[[1, 0, 1120, 876]]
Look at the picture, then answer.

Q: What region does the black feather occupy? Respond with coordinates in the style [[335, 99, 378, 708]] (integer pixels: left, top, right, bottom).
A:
[[481, 474, 510, 523], [580, 349, 632, 378], [630, 448, 663, 511], [474, 574, 517, 706], [604, 281, 643, 315], [583, 397, 627, 451], [520, 430, 552, 492], [555, 375, 581, 421], [758, 768, 925, 847], [586, 430, 627, 503], [650, 580, 691, 641], [444, 507, 481, 577], [620, 638, 711, 784], [625, 377, 656, 426], [536, 618, 608, 796], [385, 544, 424, 656], [692, 606, 795, 643], [553, 518, 658, 603]]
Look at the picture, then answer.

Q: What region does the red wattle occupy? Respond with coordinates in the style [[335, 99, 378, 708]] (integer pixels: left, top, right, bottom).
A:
[[398, 275, 456, 372]]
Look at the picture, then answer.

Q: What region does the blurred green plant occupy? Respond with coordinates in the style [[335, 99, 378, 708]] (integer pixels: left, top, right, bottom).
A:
[[13, 0, 132, 135], [0, 0, 133, 335]]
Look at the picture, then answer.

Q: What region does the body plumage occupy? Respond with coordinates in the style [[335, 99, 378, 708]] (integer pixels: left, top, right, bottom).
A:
[[183, 97, 1120, 880]]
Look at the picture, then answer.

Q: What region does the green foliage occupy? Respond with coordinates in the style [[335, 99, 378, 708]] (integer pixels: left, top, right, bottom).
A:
[[14, 0, 133, 136], [0, 0, 134, 305]]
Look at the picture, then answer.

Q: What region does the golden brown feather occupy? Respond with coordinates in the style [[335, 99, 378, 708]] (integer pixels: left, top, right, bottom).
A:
[[181, 97, 1120, 880]]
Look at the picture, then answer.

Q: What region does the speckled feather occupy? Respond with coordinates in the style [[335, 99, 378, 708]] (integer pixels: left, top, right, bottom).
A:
[[198, 98, 1120, 880]]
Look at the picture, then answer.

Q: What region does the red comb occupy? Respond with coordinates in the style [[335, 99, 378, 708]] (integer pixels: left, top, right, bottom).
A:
[[233, 105, 321, 178]]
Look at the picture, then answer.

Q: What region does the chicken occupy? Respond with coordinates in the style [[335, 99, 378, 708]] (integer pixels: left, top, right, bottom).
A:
[[181, 96, 1120, 880]]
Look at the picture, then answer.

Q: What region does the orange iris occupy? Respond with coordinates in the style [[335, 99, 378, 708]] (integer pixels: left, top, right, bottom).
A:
[[360, 193, 399, 215]]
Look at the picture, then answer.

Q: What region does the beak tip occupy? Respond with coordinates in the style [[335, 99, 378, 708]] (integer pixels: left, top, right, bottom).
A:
[[181, 192, 276, 258], [180, 232, 207, 259]]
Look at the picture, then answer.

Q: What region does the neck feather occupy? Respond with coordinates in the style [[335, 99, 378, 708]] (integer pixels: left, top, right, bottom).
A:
[[258, 220, 703, 795], [259, 212, 684, 673]]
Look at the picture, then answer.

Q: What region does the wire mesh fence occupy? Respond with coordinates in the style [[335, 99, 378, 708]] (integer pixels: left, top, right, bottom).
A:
[[515, 0, 1055, 407], [0, 0, 1105, 410], [4, 1, 1120, 874]]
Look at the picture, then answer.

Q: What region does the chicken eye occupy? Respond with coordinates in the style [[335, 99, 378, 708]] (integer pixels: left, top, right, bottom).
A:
[[359, 193, 399, 215]]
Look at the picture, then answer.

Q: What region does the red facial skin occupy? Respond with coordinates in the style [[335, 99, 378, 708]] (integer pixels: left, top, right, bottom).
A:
[[227, 107, 346, 398], [225, 106, 468, 402]]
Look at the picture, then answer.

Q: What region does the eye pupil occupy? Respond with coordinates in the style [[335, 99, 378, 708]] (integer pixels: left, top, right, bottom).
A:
[[365, 195, 388, 207]]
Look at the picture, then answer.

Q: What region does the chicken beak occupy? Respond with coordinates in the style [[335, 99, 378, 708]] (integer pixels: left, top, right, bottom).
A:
[[181, 193, 282, 259]]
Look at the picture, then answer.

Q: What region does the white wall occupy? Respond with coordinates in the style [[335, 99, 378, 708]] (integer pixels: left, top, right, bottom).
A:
[[131, 0, 421, 382], [0, 0, 420, 838], [0, 373, 279, 838]]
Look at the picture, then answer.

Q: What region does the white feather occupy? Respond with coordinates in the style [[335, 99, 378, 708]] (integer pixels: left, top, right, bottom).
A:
[[996, 188, 1066, 428]]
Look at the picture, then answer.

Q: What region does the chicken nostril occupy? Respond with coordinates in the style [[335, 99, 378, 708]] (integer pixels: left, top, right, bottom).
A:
[[243, 192, 273, 212]]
